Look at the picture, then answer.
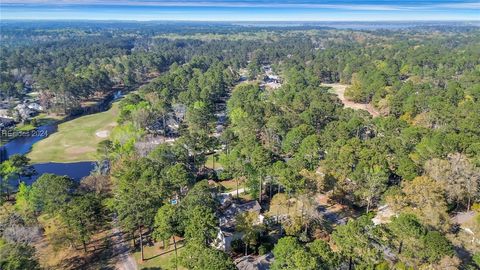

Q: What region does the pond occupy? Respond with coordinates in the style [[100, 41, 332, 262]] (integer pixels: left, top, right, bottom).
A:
[[2, 124, 58, 159], [23, 162, 96, 185], [1, 125, 96, 187]]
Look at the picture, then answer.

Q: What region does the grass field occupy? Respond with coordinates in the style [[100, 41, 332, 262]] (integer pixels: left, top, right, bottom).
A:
[[133, 239, 186, 270], [28, 103, 119, 163]]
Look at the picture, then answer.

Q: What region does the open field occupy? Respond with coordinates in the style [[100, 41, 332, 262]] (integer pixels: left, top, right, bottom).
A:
[[323, 83, 380, 117], [28, 103, 119, 163]]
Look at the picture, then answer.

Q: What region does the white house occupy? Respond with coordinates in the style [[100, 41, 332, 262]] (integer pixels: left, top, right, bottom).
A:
[[27, 102, 43, 112]]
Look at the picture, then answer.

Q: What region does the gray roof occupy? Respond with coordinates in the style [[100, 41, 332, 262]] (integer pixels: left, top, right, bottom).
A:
[[219, 200, 262, 231], [0, 117, 14, 125], [235, 253, 274, 270]]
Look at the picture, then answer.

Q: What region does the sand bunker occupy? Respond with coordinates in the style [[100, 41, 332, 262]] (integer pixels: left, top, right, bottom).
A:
[[95, 130, 109, 138]]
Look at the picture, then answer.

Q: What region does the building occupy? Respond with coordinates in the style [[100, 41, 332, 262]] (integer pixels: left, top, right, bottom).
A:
[[0, 103, 12, 119], [15, 103, 38, 120], [235, 253, 274, 270], [0, 117, 15, 130], [213, 200, 264, 252], [27, 102, 43, 112]]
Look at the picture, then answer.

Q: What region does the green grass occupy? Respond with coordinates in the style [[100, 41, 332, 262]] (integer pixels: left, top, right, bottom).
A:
[[204, 153, 223, 170], [16, 113, 66, 132], [15, 124, 36, 132], [27, 103, 119, 163], [265, 193, 300, 218], [218, 179, 238, 192], [133, 241, 186, 270]]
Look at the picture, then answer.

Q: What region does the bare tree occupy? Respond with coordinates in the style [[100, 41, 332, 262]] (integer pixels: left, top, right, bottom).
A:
[[425, 153, 480, 211]]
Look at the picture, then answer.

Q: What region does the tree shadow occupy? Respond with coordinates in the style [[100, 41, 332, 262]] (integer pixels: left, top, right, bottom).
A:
[[144, 243, 185, 261]]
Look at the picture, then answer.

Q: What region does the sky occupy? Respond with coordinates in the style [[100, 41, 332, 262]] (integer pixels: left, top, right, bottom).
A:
[[1, 0, 479, 21]]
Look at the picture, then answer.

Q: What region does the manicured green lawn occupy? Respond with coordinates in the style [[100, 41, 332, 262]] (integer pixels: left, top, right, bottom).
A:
[[133, 240, 186, 270], [28, 103, 119, 163]]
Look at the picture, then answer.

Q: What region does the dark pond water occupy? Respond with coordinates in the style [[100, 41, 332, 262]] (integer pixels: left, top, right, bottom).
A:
[[7, 162, 95, 189], [31, 162, 95, 183], [2, 125, 58, 159]]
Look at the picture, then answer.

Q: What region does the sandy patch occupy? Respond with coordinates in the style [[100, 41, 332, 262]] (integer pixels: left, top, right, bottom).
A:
[[323, 83, 380, 117], [95, 130, 110, 138]]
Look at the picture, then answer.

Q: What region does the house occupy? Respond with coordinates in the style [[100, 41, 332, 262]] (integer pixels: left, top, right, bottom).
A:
[[213, 225, 236, 252], [217, 193, 233, 209], [0, 117, 15, 130], [265, 75, 280, 84], [166, 117, 180, 133], [235, 253, 274, 270], [27, 102, 43, 112], [146, 115, 180, 136], [146, 119, 164, 134], [213, 200, 264, 252], [0, 103, 12, 119], [15, 103, 37, 120], [172, 103, 186, 120]]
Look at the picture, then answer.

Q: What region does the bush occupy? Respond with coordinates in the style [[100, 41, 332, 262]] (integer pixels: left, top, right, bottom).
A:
[[258, 243, 273, 255], [473, 253, 480, 267], [375, 261, 390, 270], [471, 203, 480, 212], [231, 239, 244, 254], [30, 118, 38, 127], [422, 231, 454, 263], [218, 170, 232, 180]]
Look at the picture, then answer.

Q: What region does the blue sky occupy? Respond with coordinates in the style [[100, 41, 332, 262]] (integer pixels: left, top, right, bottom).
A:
[[1, 0, 479, 21]]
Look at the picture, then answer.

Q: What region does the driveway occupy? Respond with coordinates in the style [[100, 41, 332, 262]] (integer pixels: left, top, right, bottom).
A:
[[112, 218, 138, 270]]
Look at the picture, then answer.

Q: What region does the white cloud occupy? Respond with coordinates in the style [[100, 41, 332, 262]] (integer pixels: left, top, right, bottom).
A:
[[433, 2, 480, 9], [1, 0, 478, 12]]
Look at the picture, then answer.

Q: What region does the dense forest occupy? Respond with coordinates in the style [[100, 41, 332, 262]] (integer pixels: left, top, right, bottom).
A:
[[1, 22, 480, 270]]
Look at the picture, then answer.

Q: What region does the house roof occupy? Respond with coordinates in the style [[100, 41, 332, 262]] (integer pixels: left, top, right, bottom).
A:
[[219, 200, 262, 230], [235, 253, 274, 270], [0, 117, 14, 124]]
